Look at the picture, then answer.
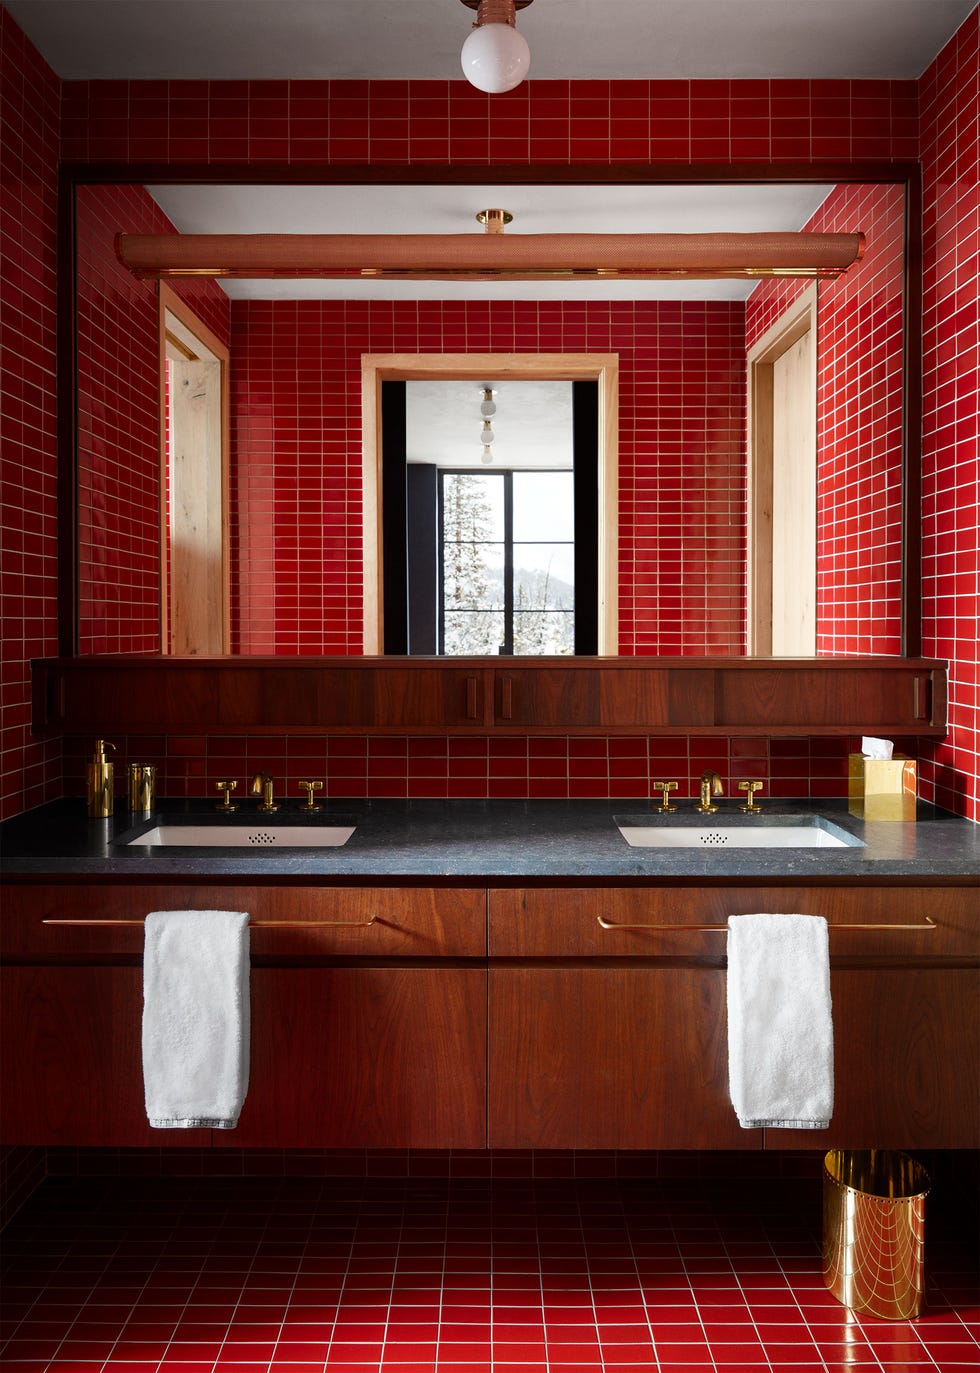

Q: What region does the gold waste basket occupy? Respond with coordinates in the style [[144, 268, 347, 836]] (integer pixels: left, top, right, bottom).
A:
[[823, 1149, 930, 1319]]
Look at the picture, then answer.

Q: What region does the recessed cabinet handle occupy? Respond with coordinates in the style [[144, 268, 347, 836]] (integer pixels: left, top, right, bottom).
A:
[[43, 916, 380, 929], [596, 915, 937, 932], [914, 675, 932, 721], [465, 675, 479, 720], [499, 676, 514, 720]]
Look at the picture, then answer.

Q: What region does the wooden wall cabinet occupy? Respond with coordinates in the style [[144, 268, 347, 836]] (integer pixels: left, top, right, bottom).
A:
[[32, 654, 947, 737]]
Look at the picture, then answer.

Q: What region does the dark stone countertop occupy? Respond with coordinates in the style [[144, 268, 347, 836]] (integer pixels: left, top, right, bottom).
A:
[[2, 797, 978, 882]]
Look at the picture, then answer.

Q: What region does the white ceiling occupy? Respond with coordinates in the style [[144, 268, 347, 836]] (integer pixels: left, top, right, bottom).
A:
[[42, 1, 945, 301], [5, 0, 974, 81], [145, 180, 835, 301], [406, 379, 573, 469]]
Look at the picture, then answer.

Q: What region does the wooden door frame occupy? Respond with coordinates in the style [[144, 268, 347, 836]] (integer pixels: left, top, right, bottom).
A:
[[361, 353, 619, 656], [746, 284, 818, 656], [158, 282, 230, 654]]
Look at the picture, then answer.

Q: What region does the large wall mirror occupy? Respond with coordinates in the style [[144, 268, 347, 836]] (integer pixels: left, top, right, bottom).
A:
[[61, 163, 920, 661]]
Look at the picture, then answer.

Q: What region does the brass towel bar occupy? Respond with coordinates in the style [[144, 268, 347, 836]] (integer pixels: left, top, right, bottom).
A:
[[596, 916, 937, 932], [43, 917, 378, 929]]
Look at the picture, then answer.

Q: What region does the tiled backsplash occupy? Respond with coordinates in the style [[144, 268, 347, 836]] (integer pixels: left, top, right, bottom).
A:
[[62, 731, 916, 804]]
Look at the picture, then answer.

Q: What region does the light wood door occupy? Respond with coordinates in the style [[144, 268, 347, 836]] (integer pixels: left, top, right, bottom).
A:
[[747, 285, 817, 655], [771, 328, 816, 654]]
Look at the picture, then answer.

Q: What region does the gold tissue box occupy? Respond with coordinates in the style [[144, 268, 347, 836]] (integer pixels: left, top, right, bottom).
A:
[[848, 754, 917, 822]]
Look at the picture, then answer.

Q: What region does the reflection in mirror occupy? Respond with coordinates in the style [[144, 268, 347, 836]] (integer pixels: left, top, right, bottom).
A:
[[389, 379, 594, 657], [72, 177, 907, 659]]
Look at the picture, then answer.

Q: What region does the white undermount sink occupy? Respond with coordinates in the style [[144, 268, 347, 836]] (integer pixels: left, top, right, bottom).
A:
[[126, 824, 355, 848], [616, 816, 863, 849]]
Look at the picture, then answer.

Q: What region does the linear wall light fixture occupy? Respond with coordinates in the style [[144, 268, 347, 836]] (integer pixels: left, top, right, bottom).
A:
[[115, 230, 866, 282], [459, 0, 533, 93]]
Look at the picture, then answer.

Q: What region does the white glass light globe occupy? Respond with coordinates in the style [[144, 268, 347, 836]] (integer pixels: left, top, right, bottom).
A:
[[480, 398, 497, 417], [460, 23, 530, 94]]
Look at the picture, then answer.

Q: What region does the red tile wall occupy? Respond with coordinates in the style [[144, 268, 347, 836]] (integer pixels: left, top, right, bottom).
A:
[[2, 1, 977, 818], [745, 183, 906, 656], [60, 77, 919, 167], [75, 184, 230, 654], [917, 7, 980, 821], [231, 298, 747, 657], [0, 8, 61, 821], [63, 730, 911, 804]]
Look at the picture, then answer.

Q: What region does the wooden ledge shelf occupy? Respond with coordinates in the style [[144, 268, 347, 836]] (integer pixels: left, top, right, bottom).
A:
[[32, 655, 947, 738]]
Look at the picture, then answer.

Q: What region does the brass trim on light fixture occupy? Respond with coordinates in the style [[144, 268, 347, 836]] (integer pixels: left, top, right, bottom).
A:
[[476, 207, 514, 233], [115, 230, 866, 281], [459, 0, 534, 10]]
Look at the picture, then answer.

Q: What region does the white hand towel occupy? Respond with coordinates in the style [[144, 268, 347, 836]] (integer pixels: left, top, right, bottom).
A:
[[727, 912, 833, 1129], [142, 910, 250, 1129]]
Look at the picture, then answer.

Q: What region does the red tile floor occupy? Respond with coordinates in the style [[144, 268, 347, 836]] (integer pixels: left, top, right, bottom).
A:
[[1, 1175, 977, 1372]]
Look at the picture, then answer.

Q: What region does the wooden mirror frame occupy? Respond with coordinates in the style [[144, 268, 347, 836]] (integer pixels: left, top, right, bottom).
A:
[[57, 160, 922, 660]]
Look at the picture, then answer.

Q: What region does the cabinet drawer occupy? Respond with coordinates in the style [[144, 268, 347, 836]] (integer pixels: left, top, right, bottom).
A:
[[489, 885, 978, 960], [1, 884, 487, 959]]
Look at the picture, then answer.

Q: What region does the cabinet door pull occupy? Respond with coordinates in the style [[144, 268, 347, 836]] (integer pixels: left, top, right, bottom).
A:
[[499, 675, 514, 720], [43, 916, 380, 929], [596, 915, 937, 932], [465, 675, 479, 721], [913, 675, 932, 721]]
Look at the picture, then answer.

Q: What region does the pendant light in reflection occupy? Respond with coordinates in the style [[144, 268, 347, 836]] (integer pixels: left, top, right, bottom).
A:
[[480, 385, 497, 464]]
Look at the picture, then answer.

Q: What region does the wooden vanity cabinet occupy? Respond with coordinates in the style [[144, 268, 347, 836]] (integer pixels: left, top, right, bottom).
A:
[[2, 877, 976, 1153], [0, 883, 488, 1149], [488, 884, 979, 1151]]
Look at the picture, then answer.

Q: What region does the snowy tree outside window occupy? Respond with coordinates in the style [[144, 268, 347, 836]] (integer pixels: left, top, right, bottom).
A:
[[440, 470, 574, 655]]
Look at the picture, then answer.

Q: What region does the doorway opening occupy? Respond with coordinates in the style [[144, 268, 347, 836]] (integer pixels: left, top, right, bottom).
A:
[[159, 283, 229, 654], [361, 354, 619, 656], [746, 285, 818, 656]]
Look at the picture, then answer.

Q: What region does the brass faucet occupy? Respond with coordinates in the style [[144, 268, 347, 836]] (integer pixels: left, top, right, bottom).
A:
[[250, 771, 279, 813], [695, 769, 724, 814]]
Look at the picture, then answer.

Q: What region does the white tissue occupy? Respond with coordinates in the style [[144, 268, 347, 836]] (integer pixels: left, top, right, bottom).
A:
[[862, 736, 894, 760]]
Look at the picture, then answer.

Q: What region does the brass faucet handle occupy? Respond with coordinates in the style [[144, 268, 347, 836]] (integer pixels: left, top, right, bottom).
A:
[[215, 780, 238, 812], [738, 780, 764, 812], [298, 780, 324, 811], [652, 781, 678, 813]]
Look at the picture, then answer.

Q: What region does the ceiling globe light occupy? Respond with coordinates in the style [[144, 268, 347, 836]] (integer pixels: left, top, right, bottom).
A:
[[460, 0, 532, 94]]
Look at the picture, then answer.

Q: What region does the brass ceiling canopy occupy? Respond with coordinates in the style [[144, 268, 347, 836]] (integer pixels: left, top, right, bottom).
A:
[[115, 229, 866, 282], [476, 208, 514, 233]]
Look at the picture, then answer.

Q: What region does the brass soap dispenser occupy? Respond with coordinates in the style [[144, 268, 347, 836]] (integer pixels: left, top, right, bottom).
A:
[[86, 739, 116, 818]]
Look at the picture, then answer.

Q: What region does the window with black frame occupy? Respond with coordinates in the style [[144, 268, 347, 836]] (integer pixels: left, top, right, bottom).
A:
[[439, 468, 575, 656]]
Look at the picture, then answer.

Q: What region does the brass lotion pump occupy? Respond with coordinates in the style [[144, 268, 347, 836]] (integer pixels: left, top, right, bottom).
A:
[[86, 739, 116, 818]]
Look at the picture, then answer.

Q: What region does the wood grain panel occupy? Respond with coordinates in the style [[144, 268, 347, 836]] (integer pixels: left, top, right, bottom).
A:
[[31, 656, 948, 737], [489, 966, 754, 1149], [1, 884, 487, 959], [488, 886, 979, 960], [221, 967, 486, 1148], [768, 968, 980, 1148], [0, 967, 205, 1146]]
